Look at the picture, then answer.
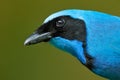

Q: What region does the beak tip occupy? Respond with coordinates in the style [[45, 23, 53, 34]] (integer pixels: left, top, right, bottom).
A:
[[24, 42, 27, 46], [24, 39, 30, 46]]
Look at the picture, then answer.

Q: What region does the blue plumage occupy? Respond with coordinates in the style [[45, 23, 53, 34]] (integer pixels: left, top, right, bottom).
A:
[[50, 37, 86, 64], [24, 9, 120, 80]]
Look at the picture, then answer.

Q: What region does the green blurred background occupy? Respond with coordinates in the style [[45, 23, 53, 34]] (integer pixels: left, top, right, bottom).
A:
[[0, 0, 120, 80]]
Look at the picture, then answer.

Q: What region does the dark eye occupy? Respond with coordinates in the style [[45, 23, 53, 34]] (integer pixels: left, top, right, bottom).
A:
[[56, 18, 65, 27]]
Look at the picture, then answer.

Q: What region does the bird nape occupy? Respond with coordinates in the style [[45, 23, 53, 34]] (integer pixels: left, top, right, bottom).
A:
[[24, 9, 120, 80]]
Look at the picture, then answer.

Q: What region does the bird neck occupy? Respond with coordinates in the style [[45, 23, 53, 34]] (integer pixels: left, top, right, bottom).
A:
[[49, 37, 87, 64]]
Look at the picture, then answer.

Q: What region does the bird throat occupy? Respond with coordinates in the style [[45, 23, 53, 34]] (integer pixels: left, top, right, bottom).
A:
[[50, 37, 88, 64]]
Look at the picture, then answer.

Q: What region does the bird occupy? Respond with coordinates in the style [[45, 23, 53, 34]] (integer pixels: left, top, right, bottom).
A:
[[24, 9, 120, 80]]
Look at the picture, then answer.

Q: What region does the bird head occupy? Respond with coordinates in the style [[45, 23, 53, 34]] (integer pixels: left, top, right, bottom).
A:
[[24, 9, 120, 79], [24, 9, 87, 64]]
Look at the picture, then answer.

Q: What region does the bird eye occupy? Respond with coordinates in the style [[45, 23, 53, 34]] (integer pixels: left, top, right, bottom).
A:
[[56, 19, 65, 27]]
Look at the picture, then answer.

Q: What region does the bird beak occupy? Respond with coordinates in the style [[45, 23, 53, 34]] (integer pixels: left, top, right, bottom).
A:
[[24, 32, 52, 46]]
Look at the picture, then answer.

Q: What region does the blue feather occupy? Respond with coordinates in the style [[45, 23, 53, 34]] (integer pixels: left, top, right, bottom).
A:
[[44, 9, 120, 79], [50, 37, 86, 64]]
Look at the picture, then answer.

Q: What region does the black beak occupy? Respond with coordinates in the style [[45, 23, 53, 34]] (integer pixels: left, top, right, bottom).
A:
[[24, 32, 52, 46]]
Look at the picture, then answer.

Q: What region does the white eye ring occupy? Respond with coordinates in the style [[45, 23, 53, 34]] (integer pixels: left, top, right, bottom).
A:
[[56, 19, 65, 27]]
